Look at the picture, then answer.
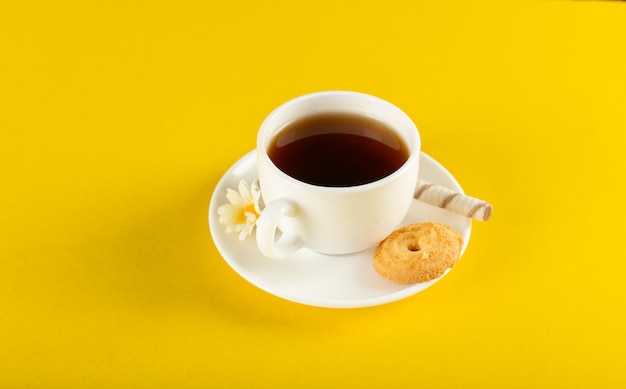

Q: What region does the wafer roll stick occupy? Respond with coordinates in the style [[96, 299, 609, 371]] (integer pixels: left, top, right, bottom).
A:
[[414, 179, 492, 221]]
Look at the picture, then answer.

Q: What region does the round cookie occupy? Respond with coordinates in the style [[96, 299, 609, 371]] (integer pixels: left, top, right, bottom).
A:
[[373, 222, 463, 284]]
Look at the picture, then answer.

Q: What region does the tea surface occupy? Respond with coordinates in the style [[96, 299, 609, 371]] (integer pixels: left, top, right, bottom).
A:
[[268, 113, 409, 187]]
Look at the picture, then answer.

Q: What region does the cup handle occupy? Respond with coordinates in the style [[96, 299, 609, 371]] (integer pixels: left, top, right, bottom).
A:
[[256, 199, 303, 259]]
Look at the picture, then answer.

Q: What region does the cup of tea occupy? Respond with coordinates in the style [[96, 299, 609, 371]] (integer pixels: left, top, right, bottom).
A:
[[256, 91, 420, 259]]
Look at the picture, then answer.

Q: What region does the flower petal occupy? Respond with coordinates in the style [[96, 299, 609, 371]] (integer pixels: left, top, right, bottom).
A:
[[217, 204, 239, 225], [238, 180, 252, 203], [225, 188, 243, 205], [244, 211, 257, 226]]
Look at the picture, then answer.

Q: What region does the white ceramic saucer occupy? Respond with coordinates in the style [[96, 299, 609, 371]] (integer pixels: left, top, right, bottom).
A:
[[208, 151, 471, 308]]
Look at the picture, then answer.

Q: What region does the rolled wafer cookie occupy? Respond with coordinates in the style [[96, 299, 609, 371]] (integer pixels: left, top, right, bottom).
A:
[[414, 179, 492, 221]]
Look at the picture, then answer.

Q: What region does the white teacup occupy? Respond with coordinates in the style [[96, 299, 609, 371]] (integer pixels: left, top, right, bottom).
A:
[[256, 91, 420, 259]]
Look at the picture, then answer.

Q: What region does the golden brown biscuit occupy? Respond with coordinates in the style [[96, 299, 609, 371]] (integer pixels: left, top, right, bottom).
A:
[[373, 222, 463, 284]]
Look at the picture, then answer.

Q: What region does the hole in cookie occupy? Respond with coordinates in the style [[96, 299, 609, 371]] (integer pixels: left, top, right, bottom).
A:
[[408, 243, 421, 252]]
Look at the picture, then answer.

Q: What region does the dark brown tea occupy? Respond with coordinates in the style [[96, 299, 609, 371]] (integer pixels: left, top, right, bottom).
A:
[[268, 112, 409, 187]]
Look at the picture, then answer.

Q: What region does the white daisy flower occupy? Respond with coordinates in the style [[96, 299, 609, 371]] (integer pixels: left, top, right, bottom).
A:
[[217, 179, 262, 240]]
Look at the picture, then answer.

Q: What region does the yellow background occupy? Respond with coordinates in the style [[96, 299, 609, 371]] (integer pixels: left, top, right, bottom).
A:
[[2, 1, 625, 387]]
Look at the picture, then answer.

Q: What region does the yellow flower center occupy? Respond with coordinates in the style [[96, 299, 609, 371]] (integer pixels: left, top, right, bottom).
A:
[[236, 203, 259, 224]]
